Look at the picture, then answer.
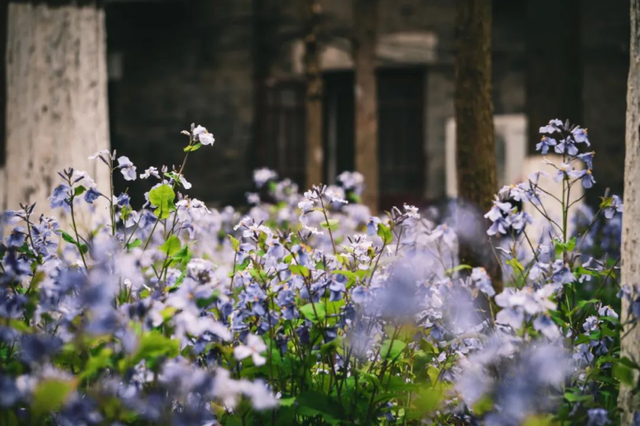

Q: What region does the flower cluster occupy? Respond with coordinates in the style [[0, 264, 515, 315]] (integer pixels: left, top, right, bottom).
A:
[[0, 120, 628, 425]]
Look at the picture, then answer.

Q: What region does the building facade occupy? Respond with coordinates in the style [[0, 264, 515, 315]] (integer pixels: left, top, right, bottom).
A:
[[1, 0, 630, 210]]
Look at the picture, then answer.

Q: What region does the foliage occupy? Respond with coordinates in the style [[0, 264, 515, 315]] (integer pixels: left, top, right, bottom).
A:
[[0, 119, 632, 425]]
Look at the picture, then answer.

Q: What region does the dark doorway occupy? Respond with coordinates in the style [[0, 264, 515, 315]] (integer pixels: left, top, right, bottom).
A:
[[263, 68, 426, 211], [323, 71, 355, 184], [264, 80, 307, 187], [378, 68, 426, 210]]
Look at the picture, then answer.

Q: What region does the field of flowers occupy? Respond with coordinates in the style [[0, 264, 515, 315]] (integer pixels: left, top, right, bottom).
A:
[[0, 120, 632, 425]]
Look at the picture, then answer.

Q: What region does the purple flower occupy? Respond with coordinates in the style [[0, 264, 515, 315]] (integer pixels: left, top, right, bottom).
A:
[[20, 334, 63, 363], [572, 126, 590, 145], [535, 136, 557, 154], [539, 119, 563, 134], [587, 408, 609, 426], [554, 139, 579, 156], [581, 169, 596, 189], [50, 183, 71, 210], [329, 279, 346, 301], [118, 156, 137, 181], [552, 260, 576, 285], [352, 286, 367, 304], [604, 195, 623, 219], [84, 187, 101, 204], [7, 227, 26, 248], [578, 151, 595, 169], [554, 163, 584, 182]]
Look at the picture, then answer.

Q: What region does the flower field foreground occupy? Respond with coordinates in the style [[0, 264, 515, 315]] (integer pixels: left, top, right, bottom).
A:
[[0, 121, 633, 425]]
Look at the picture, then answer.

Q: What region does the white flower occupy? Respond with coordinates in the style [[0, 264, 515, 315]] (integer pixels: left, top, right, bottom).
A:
[[253, 168, 278, 188], [326, 188, 348, 205], [246, 193, 261, 205], [403, 204, 421, 226], [140, 166, 160, 180], [193, 125, 215, 146], [404, 204, 420, 219], [176, 198, 210, 221], [173, 311, 231, 341], [233, 216, 252, 231], [303, 189, 319, 202], [234, 334, 267, 366], [88, 149, 111, 161], [71, 170, 97, 189], [212, 369, 278, 410], [177, 174, 192, 189], [303, 225, 323, 235], [337, 171, 364, 194], [298, 199, 315, 213], [117, 156, 137, 181]]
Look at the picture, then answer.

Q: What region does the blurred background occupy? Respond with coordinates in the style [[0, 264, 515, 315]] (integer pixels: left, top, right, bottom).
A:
[[0, 0, 629, 212]]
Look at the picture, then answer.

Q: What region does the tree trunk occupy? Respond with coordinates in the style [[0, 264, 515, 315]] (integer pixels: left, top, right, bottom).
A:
[[4, 1, 110, 215], [619, 0, 640, 421], [353, 0, 379, 213], [304, 0, 323, 188], [454, 0, 500, 286], [454, 0, 495, 211]]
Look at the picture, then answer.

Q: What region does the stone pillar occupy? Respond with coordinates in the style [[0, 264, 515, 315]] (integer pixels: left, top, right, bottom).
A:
[[4, 1, 110, 216]]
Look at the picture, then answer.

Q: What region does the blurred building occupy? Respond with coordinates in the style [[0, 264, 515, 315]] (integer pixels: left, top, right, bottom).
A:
[[2, 0, 630, 210]]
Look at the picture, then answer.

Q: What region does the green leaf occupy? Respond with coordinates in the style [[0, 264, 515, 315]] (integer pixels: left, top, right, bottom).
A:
[[380, 339, 407, 360], [2, 318, 32, 333], [32, 379, 75, 416], [133, 331, 180, 364], [229, 235, 240, 252], [61, 231, 77, 245], [74, 185, 87, 196], [320, 218, 340, 232], [506, 258, 525, 272], [184, 142, 202, 152], [279, 397, 296, 407], [472, 394, 493, 415], [320, 337, 341, 356], [126, 238, 143, 249], [326, 299, 345, 315], [289, 264, 310, 278], [563, 392, 592, 402], [148, 184, 176, 219], [61, 230, 88, 254], [377, 223, 393, 244], [159, 235, 182, 257], [523, 415, 555, 426], [446, 264, 472, 275], [296, 391, 344, 424], [600, 196, 614, 210], [300, 303, 326, 324], [619, 356, 640, 370], [171, 245, 191, 265], [80, 348, 113, 380], [613, 362, 635, 385], [408, 385, 445, 416], [554, 237, 577, 257]]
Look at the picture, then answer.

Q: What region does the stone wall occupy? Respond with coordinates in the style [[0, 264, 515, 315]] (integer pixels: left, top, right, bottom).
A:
[[103, 0, 628, 207]]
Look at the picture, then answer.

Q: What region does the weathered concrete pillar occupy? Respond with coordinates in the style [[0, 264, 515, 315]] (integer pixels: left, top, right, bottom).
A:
[[4, 1, 110, 216]]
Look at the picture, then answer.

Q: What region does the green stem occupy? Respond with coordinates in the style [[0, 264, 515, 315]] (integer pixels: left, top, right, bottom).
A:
[[69, 199, 88, 269]]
